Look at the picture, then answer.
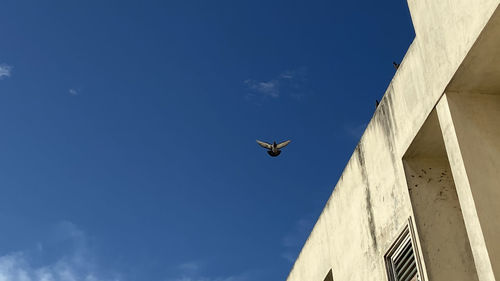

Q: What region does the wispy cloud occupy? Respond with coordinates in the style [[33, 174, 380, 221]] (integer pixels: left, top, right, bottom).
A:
[[281, 217, 315, 263], [244, 79, 280, 98], [244, 67, 309, 100], [69, 89, 80, 96], [177, 261, 202, 275], [0, 64, 13, 79], [0, 221, 121, 281], [0, 252, 118, 281]]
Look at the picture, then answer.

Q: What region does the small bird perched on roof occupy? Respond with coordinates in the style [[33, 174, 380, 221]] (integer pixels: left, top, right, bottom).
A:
[[256, 140, 291, 157]]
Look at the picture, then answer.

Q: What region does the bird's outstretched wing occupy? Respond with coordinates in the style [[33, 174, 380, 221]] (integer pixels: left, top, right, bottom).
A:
[[256, 140, 272, 149], [276, 140, 291, 149]]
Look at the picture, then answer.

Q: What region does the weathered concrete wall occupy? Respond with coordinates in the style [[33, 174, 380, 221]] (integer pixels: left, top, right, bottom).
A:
[[405, 157, 478, 280], [446, 93, 500, 279], [405, 158, 478, 281], [286, 1, 500, 281], [403, 110, 478, 281], [436, 95, 495, 281]]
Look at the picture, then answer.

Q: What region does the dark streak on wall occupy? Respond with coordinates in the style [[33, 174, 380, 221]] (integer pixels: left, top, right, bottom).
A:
[[356, 143, 378, 251]]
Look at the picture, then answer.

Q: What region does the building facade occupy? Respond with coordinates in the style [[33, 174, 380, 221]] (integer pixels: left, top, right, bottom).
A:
[[286, 1, 500, 281]]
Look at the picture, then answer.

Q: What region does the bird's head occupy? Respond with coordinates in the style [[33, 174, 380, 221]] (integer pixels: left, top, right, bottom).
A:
[[273, 141, 277, 148]]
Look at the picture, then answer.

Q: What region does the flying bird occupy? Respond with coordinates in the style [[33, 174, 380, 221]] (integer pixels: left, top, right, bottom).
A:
[[393, 61, 400, 70], [256, 140, 291, 157]]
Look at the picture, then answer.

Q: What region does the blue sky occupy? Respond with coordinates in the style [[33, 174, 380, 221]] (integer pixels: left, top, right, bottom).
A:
[[0, 1, 414, 280]]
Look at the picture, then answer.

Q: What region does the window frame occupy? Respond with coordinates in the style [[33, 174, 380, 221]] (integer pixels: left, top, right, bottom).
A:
[[384, 218, 425, 281]]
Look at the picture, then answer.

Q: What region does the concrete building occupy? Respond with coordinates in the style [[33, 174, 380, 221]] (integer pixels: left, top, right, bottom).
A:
[[286, 1, 500, 281]]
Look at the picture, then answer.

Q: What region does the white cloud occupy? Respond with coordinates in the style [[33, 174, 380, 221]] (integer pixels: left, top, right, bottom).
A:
[[0, 221, 258, 281], [244, 68, 308, 100], [244, 79, 280, 98], [279, 70, 295, 79], [0, 64, 12, 79], [69, 89, 79, 96], [0, 221, 120, 281], [0, 253, 115, 281]]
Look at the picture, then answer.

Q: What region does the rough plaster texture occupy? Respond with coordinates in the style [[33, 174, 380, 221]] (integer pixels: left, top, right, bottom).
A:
[[405, 159, 478, 281], [286, 1, 500, 281], [436, 95, 495, 281], [446, 93, 500, 278], [403, 110, 478, 281]]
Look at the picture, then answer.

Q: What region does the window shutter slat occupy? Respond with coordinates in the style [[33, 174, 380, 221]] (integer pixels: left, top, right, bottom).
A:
[[385, 226, 419, 281]]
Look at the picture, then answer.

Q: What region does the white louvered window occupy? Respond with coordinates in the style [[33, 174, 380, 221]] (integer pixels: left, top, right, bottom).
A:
[[385, 226, 420, 281]]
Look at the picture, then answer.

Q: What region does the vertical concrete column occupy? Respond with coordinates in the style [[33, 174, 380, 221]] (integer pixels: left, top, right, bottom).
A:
[[435, 94, 496, 281]]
